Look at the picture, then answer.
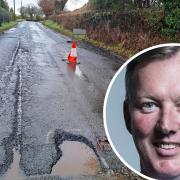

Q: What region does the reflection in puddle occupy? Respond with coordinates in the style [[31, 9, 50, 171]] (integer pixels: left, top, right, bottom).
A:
[[67, 64, 87, 81], [51, 141, 100, 176], [75, 66, 85, 80], [3, 147, 25, 180], [67, 63, 76, 72]]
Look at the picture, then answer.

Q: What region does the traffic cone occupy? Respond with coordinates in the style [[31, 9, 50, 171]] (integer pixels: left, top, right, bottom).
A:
[[68, 41, 77, 64]]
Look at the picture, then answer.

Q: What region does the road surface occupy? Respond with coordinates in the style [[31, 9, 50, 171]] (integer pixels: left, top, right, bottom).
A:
[[0, 21, 137, 179]]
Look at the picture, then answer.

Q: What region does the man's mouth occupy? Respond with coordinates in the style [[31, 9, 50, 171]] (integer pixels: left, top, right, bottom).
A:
[[154, 143, 180, 150], [153, 142, 180, 156]]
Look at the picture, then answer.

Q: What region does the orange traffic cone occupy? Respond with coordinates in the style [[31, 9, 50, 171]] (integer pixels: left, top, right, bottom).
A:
[[68, 41, 77, 64]]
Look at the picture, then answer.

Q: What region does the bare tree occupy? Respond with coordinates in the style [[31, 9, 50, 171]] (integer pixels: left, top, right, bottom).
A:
[[54, 0, 68, 14], [38, 0, 54, 18], [19, 4, 42, 20]]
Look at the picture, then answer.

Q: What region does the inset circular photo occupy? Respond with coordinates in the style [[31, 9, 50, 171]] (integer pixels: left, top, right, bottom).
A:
[[104, 43, 180, 180]]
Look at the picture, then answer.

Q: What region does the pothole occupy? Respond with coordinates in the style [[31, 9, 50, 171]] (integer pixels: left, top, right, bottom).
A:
[[51, 141, 100, 176], [3, 147, 25, 180]]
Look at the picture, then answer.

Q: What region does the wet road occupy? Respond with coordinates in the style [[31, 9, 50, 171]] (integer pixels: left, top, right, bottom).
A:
[[0, 21, 128, 179]]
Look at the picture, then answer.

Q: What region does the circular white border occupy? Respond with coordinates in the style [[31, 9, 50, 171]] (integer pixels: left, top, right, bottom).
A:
[[103, 43, 180, 180]]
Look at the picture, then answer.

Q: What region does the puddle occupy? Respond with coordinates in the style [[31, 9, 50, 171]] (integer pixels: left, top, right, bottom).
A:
[[6, 28, 16, 33], [3, 147, 25, 180], [67, 64, 88, 81], [51, 141, 100, 176], [67, 63, 76, 72], [75, 65, 87, 81], [37, 61, 47, 66]]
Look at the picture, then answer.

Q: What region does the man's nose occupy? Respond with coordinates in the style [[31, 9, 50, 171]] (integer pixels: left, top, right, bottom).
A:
[[157, 106, 180, 135]]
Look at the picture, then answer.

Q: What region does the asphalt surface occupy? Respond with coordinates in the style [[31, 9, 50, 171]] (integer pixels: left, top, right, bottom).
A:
[[0, 21, 137, 180]]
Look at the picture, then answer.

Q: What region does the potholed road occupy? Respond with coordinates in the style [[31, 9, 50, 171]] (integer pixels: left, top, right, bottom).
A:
[[0, 21, 135, 179]]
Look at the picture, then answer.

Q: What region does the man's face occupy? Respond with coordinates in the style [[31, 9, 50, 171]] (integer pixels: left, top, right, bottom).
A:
[[126, 53, 180, 179]]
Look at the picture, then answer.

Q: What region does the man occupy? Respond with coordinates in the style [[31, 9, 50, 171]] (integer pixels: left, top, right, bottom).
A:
[[123, 45, 180, 179]]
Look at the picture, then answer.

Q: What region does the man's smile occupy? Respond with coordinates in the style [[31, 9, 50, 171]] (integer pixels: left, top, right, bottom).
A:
[[152, 141, 180, 157], [154, 142, 180, 150]]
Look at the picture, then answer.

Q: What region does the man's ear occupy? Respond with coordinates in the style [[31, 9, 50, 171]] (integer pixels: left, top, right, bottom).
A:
[[123, 100, 132, 134]]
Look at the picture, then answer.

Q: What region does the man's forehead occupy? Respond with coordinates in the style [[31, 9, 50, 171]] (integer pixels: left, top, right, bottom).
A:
[[133, 56, 180, 101], [131, 49, 180, 71], [125, 47, 180, 102], [134, 51, 180, 74]]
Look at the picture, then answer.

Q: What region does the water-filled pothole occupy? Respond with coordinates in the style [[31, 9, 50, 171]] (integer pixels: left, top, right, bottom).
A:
[[51, 141, 100, 176], [3, 148, 25, 180]]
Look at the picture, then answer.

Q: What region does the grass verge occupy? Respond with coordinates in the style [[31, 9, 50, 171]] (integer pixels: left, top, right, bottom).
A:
[[42, 20, 72, 37], [87, 39, 133, 58], [0, 21, 18, 33], [42, 20, 132, 59]]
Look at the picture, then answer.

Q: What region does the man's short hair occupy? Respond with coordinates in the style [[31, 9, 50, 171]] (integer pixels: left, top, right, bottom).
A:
[[125, 46, 180, 103]]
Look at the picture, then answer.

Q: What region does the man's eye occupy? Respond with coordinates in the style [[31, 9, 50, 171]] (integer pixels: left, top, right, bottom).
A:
[[141, 102, 158, 112]]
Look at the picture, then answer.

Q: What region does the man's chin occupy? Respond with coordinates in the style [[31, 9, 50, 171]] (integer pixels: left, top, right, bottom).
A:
[[149, 168, 180, 180], [154, 173, 180, 180], [141, 162, 180, 179], [142, 171, 180, 180]]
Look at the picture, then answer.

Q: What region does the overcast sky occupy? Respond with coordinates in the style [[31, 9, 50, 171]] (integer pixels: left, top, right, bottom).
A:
[[65, 0, 88, 11], [7, 0, 88, 14]]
